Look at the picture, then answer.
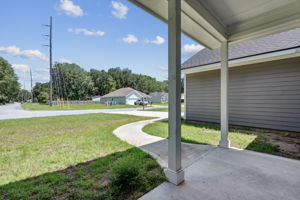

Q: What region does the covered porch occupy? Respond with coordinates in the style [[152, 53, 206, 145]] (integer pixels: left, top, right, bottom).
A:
[[128, 0, 300, 187]]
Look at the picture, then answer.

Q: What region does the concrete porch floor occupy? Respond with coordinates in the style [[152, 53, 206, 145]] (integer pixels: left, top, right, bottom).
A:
[[140, 144, 300, 200]]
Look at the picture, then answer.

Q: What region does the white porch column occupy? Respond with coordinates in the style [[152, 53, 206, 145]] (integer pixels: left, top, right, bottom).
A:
[[219, 41, 230, 148], [183, 74, 187, 119], [165, 0, 184, 185]]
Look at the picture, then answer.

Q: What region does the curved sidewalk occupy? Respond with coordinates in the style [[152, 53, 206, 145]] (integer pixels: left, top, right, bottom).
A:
[[0, 103, 167, 120], [113, 117, 217, 169]]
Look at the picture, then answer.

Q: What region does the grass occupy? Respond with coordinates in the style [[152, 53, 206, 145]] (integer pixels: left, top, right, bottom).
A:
[[22, 103, 140, 111], [151, 103, 168, 106], [143, 120, 279, 155], [144, 105, 184, 112], [0, 113, 165, 199], [144, 108, 168, 112]]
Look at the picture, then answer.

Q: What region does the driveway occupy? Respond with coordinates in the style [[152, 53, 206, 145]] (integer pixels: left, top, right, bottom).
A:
[[0, 103, 168, 120]]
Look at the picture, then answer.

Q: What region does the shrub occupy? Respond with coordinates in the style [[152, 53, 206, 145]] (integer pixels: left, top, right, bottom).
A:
[[108, 159, 141, 196], [37, 92, 49, 104]]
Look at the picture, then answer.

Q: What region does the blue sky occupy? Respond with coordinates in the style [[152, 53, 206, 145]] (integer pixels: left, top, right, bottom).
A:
[[0, 0, 203, 90]]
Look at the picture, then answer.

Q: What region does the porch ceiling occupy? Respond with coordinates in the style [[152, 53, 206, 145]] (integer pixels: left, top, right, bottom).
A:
[[128, 0, 300, 50]]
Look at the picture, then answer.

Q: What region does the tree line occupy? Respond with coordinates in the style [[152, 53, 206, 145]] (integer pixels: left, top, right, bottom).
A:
[[32, 62, 169, 103], [0, 57, 20, 103], [0, 57, 184, 104]]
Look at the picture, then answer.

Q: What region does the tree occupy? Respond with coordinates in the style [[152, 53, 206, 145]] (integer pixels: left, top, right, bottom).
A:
[[90, 69, 116, 96], [17, 89, 32, 102], [37, 92, 49, 104], [107, 67, 168, 94], [33, 82, 49, 103], [0, 57, 20, 103], [54, 63, 93, 100], [107, 67, 132, 89]]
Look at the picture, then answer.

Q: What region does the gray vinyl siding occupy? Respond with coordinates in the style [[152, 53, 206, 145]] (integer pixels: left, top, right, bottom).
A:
[[186, 57, 300, 132], [100, 97, 126, 104]]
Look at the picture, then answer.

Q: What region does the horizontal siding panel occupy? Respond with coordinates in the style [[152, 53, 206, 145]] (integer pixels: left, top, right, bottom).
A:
[[229, 103, 300, 109], [229, 114, 300, 124], [228, 108, 300, 116], [228, 121, 300, 132], [186, 58, 300, 132], [187, 116, 220, 123], [229, 118, 300, 129]]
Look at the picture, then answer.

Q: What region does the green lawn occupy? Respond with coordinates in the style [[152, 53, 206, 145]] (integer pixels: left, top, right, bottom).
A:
[[22, 103, 140, 111], [145, 108, 168, 112], [0, 114, 165, 199], [151, 103, 168, 106], [144, 106, 184, 112], [143, 121, 279, 155]]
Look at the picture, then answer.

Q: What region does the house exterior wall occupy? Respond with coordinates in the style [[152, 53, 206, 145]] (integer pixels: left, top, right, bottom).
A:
[[186, 57, 300, 132], [126, 93, 140, 105], [100, 97, 126, 104], [150, 94, 168, 103]]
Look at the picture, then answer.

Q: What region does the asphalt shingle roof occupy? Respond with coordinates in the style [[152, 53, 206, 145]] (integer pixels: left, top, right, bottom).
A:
[[182, 28, 300, 69], [102, 87, 149, 98]]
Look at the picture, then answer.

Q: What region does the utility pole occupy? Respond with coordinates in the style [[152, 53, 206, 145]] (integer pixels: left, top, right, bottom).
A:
[[30, 67, 33, 103], [43, 16, 53, 106], [23, 80, 25, 102]]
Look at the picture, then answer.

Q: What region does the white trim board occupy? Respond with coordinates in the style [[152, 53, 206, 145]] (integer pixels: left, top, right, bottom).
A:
[[182, 47, 300, 74]]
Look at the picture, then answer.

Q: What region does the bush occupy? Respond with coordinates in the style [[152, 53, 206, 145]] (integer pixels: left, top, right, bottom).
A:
[[109, 159, 141, 196], [0, 94, 8, 104], [37, 92, 49, 104]]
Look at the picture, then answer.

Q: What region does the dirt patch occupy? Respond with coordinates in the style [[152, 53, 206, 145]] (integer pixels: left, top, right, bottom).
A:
[[229, 126, 300, 159], [253, 130, 300, 159], [186, 120, 300, 159]]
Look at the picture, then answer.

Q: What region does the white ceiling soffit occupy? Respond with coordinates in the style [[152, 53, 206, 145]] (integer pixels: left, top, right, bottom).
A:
[[128, 0, 300, 50], [128, 0, 226, 49]]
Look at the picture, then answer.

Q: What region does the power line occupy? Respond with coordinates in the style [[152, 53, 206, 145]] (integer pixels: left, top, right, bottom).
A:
[[43, 16, 53, 106], [30, 67, 33, 102]]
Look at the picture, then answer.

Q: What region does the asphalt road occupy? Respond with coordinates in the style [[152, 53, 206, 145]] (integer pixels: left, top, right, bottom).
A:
[[0, 103, 168, 120]]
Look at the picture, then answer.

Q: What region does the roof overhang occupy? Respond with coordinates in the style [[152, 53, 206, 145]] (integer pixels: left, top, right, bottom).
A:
[[182, 47, 300, 74], [128, 0, 300, 50]]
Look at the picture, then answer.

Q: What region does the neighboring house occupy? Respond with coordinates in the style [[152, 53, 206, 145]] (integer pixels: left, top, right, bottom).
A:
[[92, 96, 101, 102], [181, 93, 184, 103], [182, 28, 300, 132], [149, 92, 168, 103], [100, 87, 149, 105]]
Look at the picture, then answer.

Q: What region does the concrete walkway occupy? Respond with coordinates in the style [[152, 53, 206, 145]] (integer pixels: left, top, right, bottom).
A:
[[113, 118, 300, 200], [0, 103, 167, 120]]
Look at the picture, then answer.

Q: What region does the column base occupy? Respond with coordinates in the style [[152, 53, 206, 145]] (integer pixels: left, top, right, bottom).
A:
[[219, 139, 230, 148], [164, 168, 184, 185]]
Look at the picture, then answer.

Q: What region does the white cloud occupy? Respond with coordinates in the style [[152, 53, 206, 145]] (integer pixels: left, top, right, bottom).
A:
[[11, 65, 50, 90], [12, 64, 49, 75], [12, 64, 30, 73], [159, 66, 168, 71], [122, 34, 138, 43], [58, 58, 72, 63], [33, 68, 49, 73], [67, 28, 105, 36], [146, 36, 165, 45], [182, 44, 204, 57], [0, 46, 48, 62], [112, 1, 128, 19], [59, 0, 84, 17]]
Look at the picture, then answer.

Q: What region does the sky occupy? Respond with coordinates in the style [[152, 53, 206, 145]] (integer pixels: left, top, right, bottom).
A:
[[0, 0, 203, 90]]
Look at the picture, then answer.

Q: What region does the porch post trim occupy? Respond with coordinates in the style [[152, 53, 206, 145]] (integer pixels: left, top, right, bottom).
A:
[[219, 41, 230, 148], [183, 74, 187, 119], [165, 0, 184, 185]]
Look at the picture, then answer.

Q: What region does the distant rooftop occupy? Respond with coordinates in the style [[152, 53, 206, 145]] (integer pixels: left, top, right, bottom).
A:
[[182, 28, 300, 69], [102, 87, 148, 98]]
